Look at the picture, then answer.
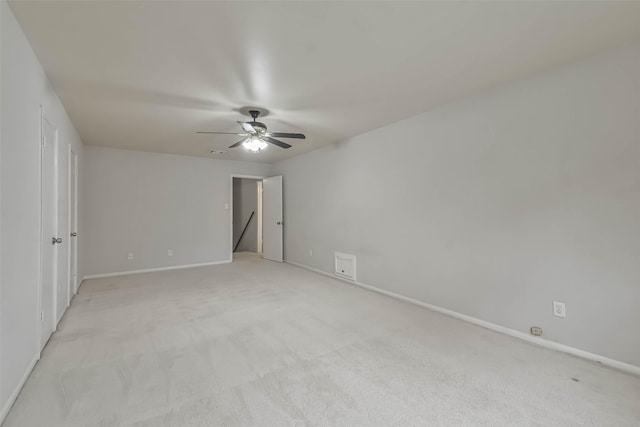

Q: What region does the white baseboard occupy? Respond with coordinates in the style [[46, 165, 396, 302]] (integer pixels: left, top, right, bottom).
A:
[[285, 260, 640, 377], [1, 354, 39, 424], [81, 259, 232, 281]]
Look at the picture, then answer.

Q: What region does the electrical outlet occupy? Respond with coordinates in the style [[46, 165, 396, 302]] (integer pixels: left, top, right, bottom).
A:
[[530, 326, 543, 336], [128, 253, 134, 260], [168, 249, 173, 257], [553, 301, 566, 318]]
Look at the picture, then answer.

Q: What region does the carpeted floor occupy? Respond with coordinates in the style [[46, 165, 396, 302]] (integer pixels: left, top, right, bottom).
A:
[[4, 252, 640, 426]]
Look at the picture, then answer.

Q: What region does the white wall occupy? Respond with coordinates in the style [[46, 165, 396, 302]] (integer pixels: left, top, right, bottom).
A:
[[82, 147, 273, 276], [1, 0, 84, 419], [275, 42, 640, 367], [233, 178, 259, 253], [0, 1, 4, 420]]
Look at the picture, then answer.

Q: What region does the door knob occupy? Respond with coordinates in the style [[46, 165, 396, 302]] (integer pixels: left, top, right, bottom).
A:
[[70, 232, 77, 237], [52, 237, 62, 244], [276, 221, 282, 225]]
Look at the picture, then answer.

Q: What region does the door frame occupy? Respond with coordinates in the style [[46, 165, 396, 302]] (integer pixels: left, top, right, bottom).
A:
[[229, 174, 265, 260], [39, 109, 59, 352]]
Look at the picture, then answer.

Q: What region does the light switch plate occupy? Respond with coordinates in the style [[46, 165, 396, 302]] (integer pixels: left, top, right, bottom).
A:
[[553, 301, 566, 318]]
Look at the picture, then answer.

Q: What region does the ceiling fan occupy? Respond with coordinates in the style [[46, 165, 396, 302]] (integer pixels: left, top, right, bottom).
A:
[[197, 109, 305, 152]]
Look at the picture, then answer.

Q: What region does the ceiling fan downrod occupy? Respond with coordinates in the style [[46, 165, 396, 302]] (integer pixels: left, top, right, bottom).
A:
[[249, 110, 261, 122]]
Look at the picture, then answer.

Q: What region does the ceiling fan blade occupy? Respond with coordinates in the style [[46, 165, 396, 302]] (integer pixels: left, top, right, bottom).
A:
[[264, 137, 292, 149], [238, 121, 257, 134], [267, 132, 306, 139], [196, 131, 249, 136], [229, 137, 249, 148]]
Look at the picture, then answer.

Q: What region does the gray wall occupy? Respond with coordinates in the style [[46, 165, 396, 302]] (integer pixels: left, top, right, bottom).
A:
[[82, 147, 272, 276], [233, 178, 259, 253], [275, 42, 640, 367], [1, 0, 84, 416]]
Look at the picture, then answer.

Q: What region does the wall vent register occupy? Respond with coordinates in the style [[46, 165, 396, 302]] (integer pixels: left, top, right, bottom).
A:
[[335, 252, 356, 281]]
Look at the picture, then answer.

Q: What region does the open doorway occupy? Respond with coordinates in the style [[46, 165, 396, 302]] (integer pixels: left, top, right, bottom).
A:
[[232, 177, 263, 259], [230, 174, 283, 262]]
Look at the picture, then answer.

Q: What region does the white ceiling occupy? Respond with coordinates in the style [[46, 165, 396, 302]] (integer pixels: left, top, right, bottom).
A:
[[9, 1, 640, 163]]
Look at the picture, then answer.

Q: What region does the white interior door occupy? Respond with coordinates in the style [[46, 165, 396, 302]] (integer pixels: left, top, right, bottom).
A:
[[40, 118, 58, 350], [262, 175, 283, 262], [69, 150, 78, 297], [257, 180, 263, 254]]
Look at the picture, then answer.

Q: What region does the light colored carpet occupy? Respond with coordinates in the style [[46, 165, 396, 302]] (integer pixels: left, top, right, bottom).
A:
[[4, 252, 640, 426]]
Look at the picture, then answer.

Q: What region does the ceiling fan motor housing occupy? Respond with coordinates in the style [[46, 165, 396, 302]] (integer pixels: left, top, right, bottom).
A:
[[250, 121, 267, 132], [247, 110, 267, 133]]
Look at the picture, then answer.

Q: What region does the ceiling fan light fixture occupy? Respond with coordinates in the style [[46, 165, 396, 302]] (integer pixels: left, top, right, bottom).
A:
[[197, 108, 302, 151], [243, 136, 268, 152]]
